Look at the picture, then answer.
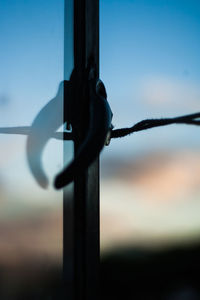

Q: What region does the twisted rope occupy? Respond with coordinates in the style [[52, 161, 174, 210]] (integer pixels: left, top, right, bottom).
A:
[[111, 112, 200, 139]]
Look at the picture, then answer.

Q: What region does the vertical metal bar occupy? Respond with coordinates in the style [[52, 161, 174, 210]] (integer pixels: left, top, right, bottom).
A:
[[63, 1, 74, 299], [73, 0, 99, 299], [63, 1, 99, 299]]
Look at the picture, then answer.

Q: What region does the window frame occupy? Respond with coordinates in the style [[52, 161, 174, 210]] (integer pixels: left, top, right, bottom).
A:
[[63, 1, 100, 299]]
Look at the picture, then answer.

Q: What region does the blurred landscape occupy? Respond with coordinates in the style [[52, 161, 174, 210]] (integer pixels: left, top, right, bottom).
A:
[[101, 149, 200, 252], [0, 148, 200, 298]]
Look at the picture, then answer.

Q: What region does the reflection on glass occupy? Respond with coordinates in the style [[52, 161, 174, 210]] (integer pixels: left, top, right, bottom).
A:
[[0, 1, 72, 298]]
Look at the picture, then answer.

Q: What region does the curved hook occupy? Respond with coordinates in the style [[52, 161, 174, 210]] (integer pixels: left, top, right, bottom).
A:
[[54, 78, 113, 189], [26, 72, 112, 189], [26, 81, 69, 188]]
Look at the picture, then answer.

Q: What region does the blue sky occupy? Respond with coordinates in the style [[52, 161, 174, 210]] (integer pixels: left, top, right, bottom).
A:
[[0, 0, 65, 205], [101, 0, 200, 82], [100, 0, 200, 157], [0, 0, 64, 125], [0, 0, 200, 136]]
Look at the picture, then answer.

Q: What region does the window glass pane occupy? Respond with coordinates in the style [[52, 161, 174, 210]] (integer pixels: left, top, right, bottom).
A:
[[0, 1, 73, 298], [100, 0, 200, 252]]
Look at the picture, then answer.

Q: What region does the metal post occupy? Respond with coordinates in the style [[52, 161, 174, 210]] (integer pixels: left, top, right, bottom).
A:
[[63, 1, 99, 299]]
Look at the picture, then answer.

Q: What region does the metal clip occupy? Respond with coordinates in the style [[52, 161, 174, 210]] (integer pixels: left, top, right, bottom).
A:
[[26, 68, 113, 189], [54, 73, 113, 189]]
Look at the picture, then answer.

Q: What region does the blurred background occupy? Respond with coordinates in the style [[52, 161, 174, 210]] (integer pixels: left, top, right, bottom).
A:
[[99, 1, 200, 299], [0, 0, 200, 299], [100, 0, 200, 253], [0, 1, 64, 298]]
